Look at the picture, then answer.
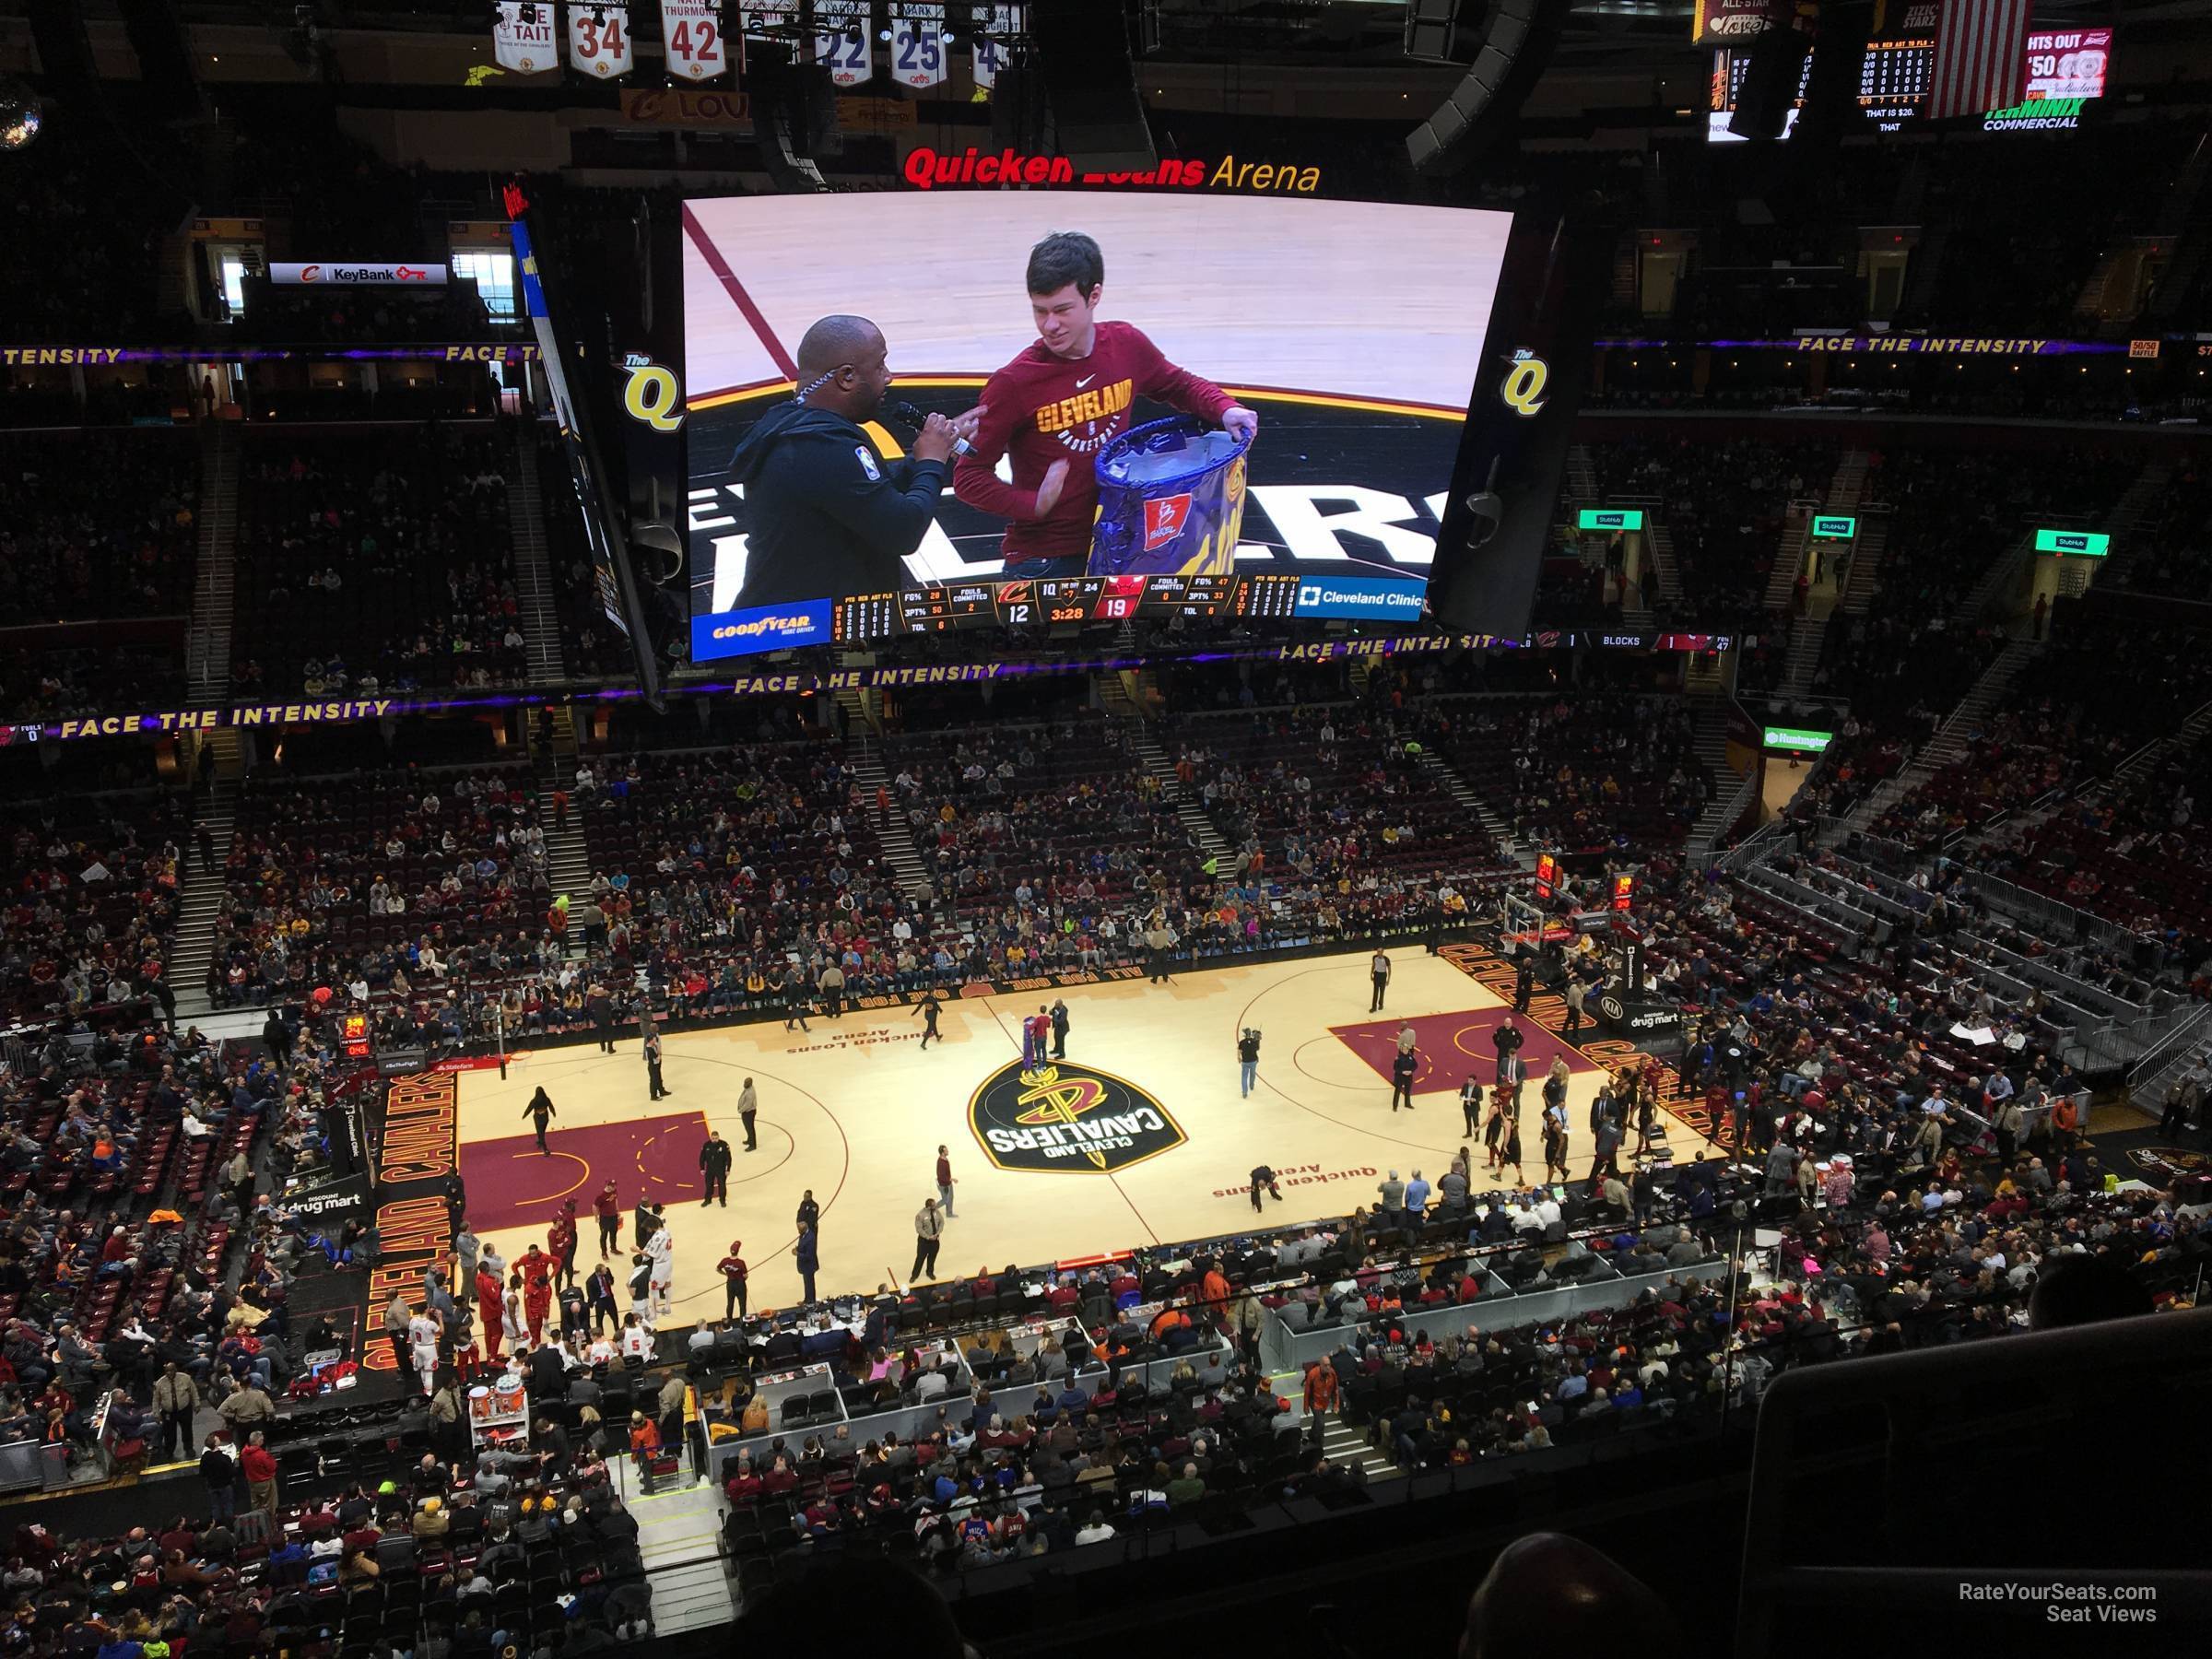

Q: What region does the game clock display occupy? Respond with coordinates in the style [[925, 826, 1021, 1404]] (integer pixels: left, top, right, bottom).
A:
[[835, 572, 1242, 639]]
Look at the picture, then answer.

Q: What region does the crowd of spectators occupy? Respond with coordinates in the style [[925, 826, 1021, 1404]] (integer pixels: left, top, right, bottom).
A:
[[229, 424, 522, 700], [0, 431, 200, 622], [2103, 453, 2212, 601], [205, 764, 549, 1010], [1586, 439, 1830, 630], [1871, 617, 2212, 847], [1, 793, 187, 1030]]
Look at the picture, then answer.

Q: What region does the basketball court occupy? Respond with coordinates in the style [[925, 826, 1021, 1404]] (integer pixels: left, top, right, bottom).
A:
[[449, 946, 1723, 1324]]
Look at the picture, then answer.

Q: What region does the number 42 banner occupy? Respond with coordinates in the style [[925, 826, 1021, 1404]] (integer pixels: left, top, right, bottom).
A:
[[659, 0, 728, 82], [890, 3, 947, 90], [814, 0, 872, 86], [568, 2, 635, 78]]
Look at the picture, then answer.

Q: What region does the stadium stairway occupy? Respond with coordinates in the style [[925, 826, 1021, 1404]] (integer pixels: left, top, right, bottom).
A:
[[1566, 444, 1598, 506], [187, 422, 240, 709], [1836, 513, 1887, 621], [2084, 456, 2177, 593], [1319, 1413, 1406, 1488], [2147, 131, 2212, 320], [1684, 698, 1748, 856], [1777, 452, 1873, 698], [851, 734, 938, 906], [171, 773, 241, 1023], [605, 1460, 738, 1633], [509, 427, 568, 687], [1642, 517, 1684, 611], [1413, 747, 1524, 869], [1838, 636, 2043, 834], [537, 709, 594, 905], [1124, 719, 1234, 865]]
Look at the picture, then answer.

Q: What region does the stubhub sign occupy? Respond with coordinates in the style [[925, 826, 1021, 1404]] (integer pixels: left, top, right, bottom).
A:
[[1292, 577, 1428, 621], [692, 599, 832, 660]]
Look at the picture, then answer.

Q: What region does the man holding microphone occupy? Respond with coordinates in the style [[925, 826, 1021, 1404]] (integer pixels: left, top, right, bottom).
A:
[[725, 314, 985, 606]]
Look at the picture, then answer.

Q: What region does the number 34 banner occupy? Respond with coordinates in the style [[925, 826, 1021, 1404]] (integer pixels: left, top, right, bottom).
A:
[[890, 3, 947, 90], [568, 2, 635, 78]]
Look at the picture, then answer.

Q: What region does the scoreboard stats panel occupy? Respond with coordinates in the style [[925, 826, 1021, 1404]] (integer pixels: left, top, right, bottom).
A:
[[835, 573, 1241, 640]]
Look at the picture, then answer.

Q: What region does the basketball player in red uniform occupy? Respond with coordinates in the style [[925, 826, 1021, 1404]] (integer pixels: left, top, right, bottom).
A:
[[953, 231, 1258, 578]]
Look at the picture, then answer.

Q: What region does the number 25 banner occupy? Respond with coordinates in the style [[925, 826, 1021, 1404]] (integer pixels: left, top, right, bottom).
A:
[[659, 0, 729, 83], [569, 2, 636, 78], [890, 3, 947, 90]]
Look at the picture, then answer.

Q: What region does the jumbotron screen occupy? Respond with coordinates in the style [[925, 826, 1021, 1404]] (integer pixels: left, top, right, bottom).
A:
[[680, 193, 1514, 659]]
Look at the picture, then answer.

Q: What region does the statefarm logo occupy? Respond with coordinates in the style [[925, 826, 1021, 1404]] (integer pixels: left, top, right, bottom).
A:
[[968, 1058, 1186, 1174], [1144, 493, 1193, 551], [902, 145, 1321, 194]]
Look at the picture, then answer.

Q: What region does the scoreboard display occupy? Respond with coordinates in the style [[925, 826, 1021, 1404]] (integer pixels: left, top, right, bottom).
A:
[[835, 572, 1253, 639]]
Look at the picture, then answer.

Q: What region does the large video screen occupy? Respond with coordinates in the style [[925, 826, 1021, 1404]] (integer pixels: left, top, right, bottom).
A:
[[681, 193, 1514, 659]]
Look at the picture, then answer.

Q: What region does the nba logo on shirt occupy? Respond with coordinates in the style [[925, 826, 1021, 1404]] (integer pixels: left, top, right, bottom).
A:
[[1144, 493, 1193, 552]]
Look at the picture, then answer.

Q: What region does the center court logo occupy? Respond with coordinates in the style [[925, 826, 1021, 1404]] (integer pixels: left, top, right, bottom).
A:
[[969, 1059, 1186, 1174]]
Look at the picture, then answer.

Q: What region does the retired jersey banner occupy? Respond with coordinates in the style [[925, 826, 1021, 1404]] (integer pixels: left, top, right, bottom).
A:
[[971, 5, 1016, 89], [889, 4, 948, 90], [494, 1, 560, 74], [568, 1, 635, 77], [814, 0, 873, 86], [660, 0, 730, 81]]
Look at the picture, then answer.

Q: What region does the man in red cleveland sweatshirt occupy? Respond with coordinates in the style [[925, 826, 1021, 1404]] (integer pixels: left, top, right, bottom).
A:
[[953, 230, 1258, 577]]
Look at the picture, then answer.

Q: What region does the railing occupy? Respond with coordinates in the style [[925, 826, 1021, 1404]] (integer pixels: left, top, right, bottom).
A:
[[1737, 1311, 2212, 1657], [2128, 1000, 2212, 1091]]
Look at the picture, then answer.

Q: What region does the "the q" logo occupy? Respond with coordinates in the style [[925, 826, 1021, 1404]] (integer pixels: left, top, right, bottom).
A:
[[1501, 352, 1548, 418], [622, 359, 684, 431]]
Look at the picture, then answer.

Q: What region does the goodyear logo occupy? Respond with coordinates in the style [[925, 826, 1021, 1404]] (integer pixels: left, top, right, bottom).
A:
[[968, 1058, 1185, 1174], [690, 599, 831, 661]]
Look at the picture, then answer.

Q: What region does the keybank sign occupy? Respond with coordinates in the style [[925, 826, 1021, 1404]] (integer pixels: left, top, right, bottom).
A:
[[1292, 577, 1428, 620]]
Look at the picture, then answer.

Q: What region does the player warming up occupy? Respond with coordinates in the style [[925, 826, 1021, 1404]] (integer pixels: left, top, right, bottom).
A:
[[953, 231, 1258, 578]]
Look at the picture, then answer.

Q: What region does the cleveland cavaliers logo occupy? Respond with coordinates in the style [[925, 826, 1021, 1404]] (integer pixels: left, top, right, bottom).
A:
[[968, 1060, 1186, 1174]]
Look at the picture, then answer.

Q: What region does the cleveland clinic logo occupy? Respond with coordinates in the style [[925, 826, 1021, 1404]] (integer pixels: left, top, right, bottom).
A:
[[968, 1059, 1186, 1174]]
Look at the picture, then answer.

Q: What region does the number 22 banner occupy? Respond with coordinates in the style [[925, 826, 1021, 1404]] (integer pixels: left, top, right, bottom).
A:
[[569, 2, 635, 78], [659, 0, 728, 83], [814, 0, 872, 87], [890, 3, 947, 90]]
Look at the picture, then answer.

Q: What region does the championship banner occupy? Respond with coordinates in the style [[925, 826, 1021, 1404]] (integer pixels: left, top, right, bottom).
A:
[[568, 0, 635, 77], [494, 1, 561, 74], [889, 3, 948, 90], [269, 262, 447, 287], [660, 0, 730, 81], [971, 4, 1015, 88], [815, 0, 871, 85], [1692, 0, 1773, 43]]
